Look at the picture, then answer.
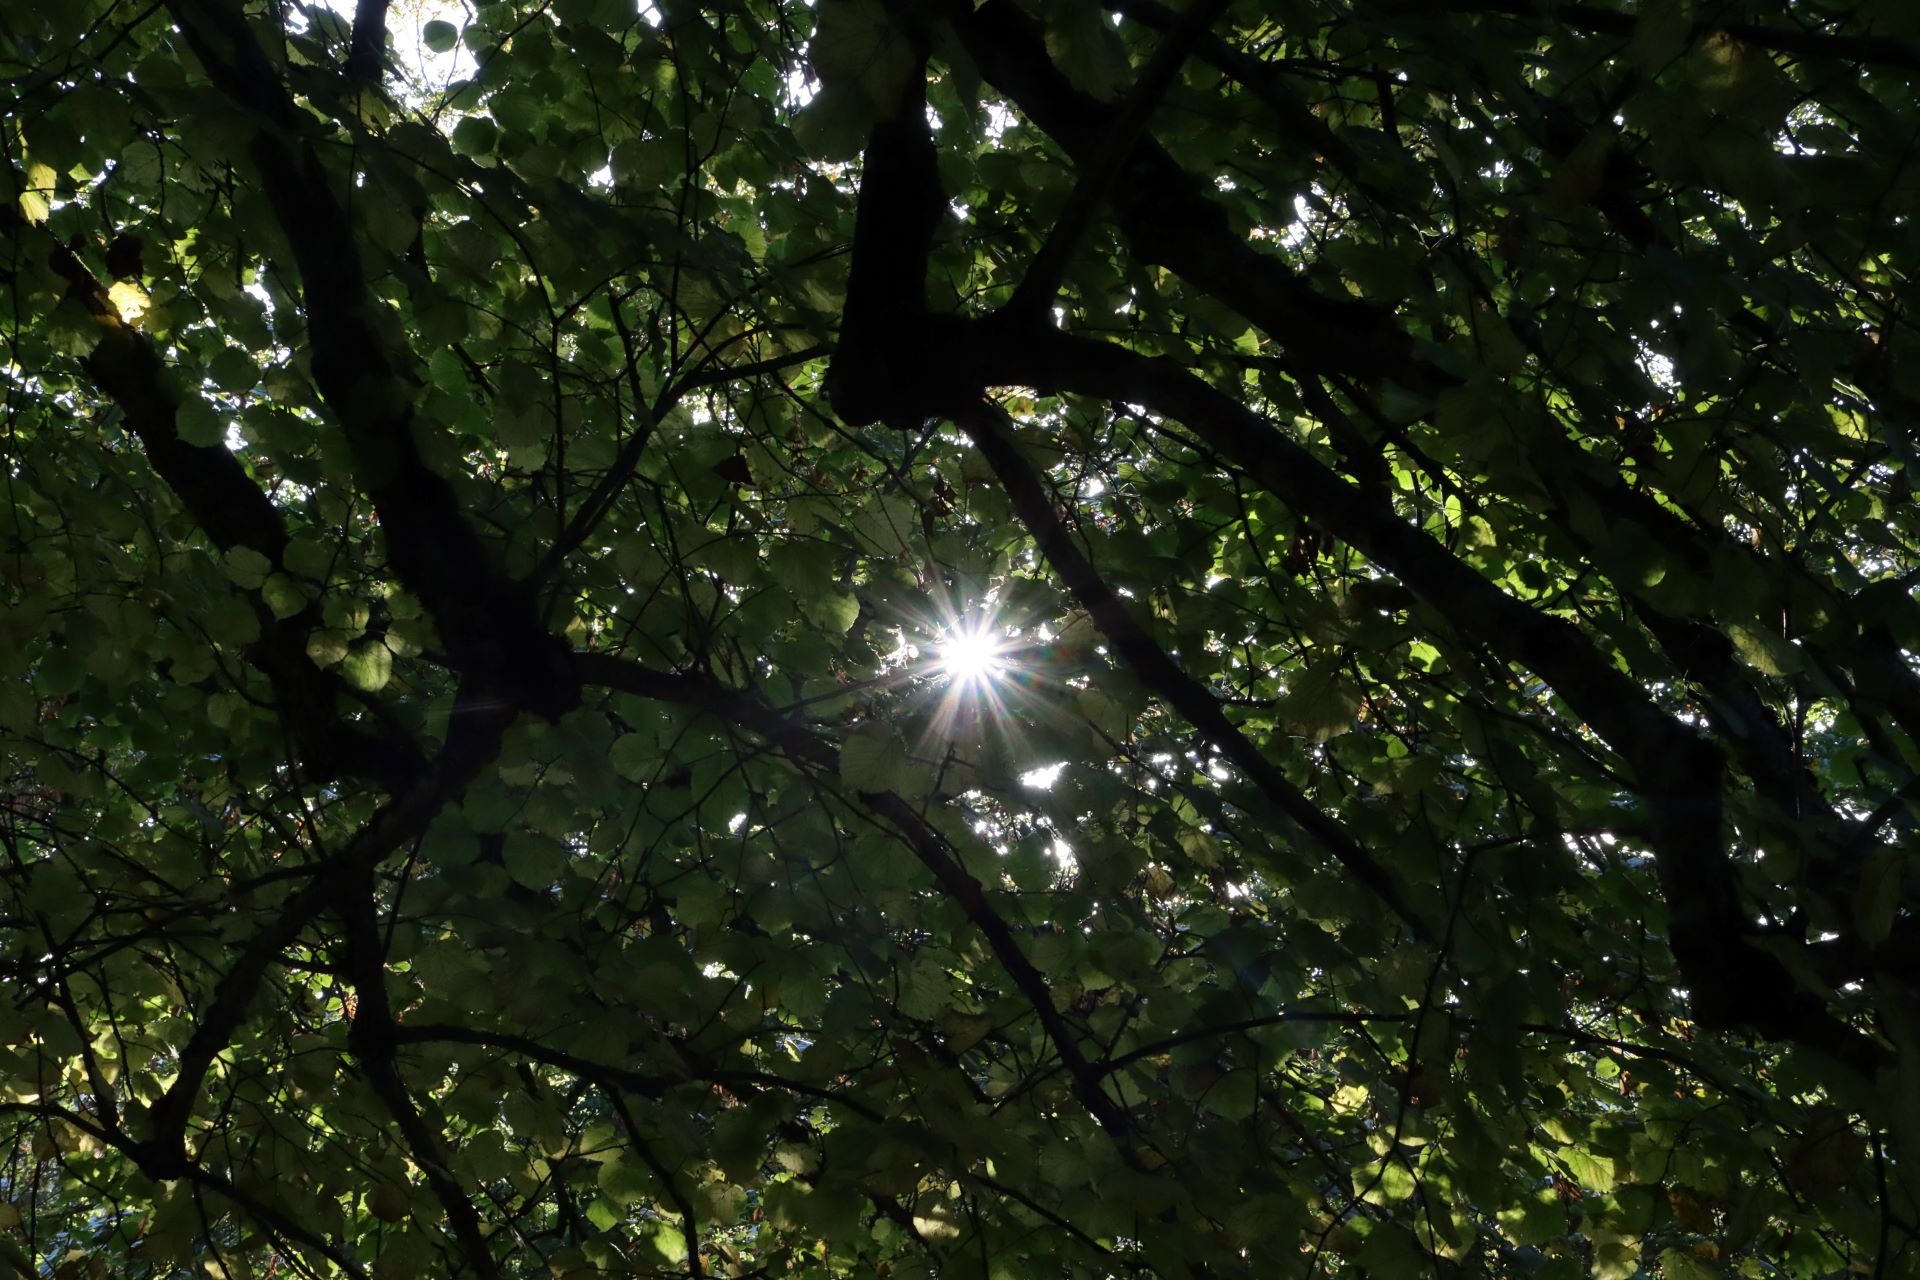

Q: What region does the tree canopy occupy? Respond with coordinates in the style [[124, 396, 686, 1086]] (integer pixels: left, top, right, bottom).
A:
[[4, 0, 1920, 1275]]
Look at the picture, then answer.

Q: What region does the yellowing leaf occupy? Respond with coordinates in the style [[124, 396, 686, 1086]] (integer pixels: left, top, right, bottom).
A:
[[106, 280, 149, 322], [1593, 1238, 1643, 1280], [1659, 1248, 1723, 1280], [18, 161, 56, 224]]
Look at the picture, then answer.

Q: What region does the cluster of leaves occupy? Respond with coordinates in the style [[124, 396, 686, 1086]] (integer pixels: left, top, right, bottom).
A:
[[2, 0, 1918, 1276]]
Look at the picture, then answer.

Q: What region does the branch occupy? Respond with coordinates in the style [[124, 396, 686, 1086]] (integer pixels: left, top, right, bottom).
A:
[[1098, 1008, 1410, 1076], [569, 653, 1143, 1152], [165, 0, 577, 715], [981, 0, 1920, 794], [1004, 0, 1232, 322], [972, 326, 1885, 1070], [956, 403, 1431, 938], [823, 279, 1884, 1067], [1097, 0, 1367, 182], [947, 0, 1439, 389], [855, 786, 1141, 1148], [389, 1023, 672, 1098], [535, 327, 827, 584], [604, 1088, 704, 1279], [24, 208, 424, 791], [3, 1099, 375, 1280], [134, 692, 517, 1178], [345, 0, 391, 85], [824, 49, 951, 428], [1428, 0, 1920, 75], [337, 871, 502, 1280], [395, 1021, 909, 1129]]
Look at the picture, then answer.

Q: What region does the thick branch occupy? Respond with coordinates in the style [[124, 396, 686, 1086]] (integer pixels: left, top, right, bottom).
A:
[[166, 0, 576, 715], [29, 210, 424, 791], [956, 0, 1920, 789], [345, 0, 391, 84], [824, 49, 950, 428], [948, 0, 1438, 389], [975, 326, 1884, 1068], [826, 285, 1883, 1065], [1005, 0, 1231, 322]]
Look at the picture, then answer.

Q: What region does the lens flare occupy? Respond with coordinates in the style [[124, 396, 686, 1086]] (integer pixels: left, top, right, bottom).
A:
[[936, 623, 1006, 685]]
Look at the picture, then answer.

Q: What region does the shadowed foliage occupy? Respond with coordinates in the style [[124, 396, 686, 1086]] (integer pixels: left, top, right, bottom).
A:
[[3, 0, 1919, 1276]]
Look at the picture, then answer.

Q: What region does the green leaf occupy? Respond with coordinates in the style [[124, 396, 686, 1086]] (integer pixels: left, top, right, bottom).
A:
[[340, 638, 392, 691], [208, 348, 259, 392], [306, 628, 351, 667], [176, 399, 225, 447], [1854, 850, 1902, 947], [451, 116, 498, 156], [1560, 1146, 1618, 1194], [790, 81, 874, 163], [1354, 1159, 1418, 1205], [809, 0, 915, 111], [1276, 666, 1363, 742], [11, 6, 1920, 1276], [222, 546, 273, 590], [1726, 622, 1800, 676], [1043, 0, 1131, 101], [261, 572, 307, 619], [689, 535, 758, 585], [839, 721, 900, 793], [609, 733, 655, 781], [805, 590, 859, 634]]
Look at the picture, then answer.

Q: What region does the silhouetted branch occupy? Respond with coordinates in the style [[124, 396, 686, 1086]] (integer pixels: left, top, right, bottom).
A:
[[957, 402, 1432, 938]]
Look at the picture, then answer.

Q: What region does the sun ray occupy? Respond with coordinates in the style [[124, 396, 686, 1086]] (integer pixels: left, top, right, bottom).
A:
[[936, 621, 1007, 686]]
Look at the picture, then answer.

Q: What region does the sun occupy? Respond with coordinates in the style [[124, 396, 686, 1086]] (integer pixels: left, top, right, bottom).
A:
[[936, 623, 1007, 686]]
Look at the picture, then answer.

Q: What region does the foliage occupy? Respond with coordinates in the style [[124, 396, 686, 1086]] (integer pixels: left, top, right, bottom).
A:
[[2, 0, 1919, 1276]]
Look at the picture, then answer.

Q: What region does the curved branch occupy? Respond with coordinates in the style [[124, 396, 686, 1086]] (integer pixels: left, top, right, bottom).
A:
[[947, 0, 1437, 389], [569, 653, 1143, 1152], [1005, 0, 1231, 323]]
